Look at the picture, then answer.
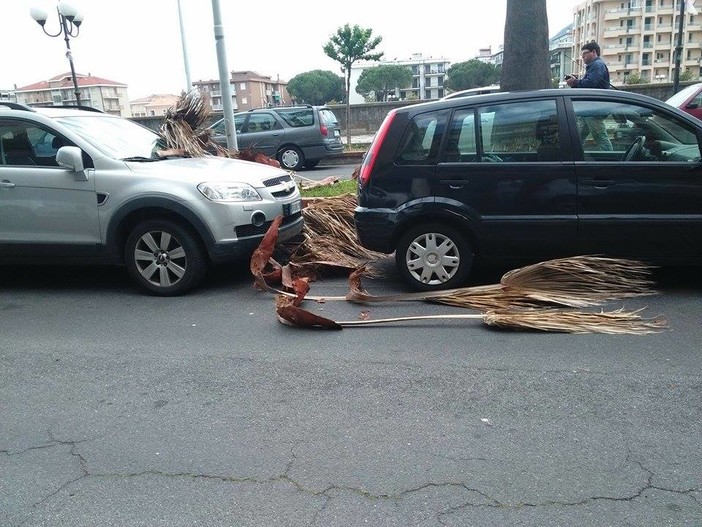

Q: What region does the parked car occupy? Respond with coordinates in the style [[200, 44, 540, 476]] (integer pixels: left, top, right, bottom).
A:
[[209, 105, 344, 171], [441, 85, 501, 100], [665, 82, 702, 120], [0, 103, 303, 296], [354, 88, 702, 291]]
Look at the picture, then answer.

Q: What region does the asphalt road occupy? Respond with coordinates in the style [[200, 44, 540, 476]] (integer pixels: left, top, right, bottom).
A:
[[1, 257, 700, 526]]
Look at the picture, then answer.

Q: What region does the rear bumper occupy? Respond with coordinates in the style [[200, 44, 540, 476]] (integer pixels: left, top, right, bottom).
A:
[[354, 207, 396, 254]]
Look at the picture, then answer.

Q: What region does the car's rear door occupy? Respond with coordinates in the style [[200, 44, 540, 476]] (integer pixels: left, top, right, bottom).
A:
[[434, 96, 578, 259], [570, 97, 702, 259]]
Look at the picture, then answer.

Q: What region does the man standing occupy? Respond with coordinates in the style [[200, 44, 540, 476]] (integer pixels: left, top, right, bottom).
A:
[[566, 41, 612, 150]]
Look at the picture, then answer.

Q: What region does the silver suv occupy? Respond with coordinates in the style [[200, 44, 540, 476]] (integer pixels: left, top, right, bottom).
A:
[[209, 105, 344, 170], [0, 103, 303, 295]]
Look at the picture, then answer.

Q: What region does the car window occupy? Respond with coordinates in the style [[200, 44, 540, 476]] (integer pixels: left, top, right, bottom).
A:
[[0, 121, 72, 167], [245, 113, 279, 133], [275, 108, 314, 127], [444, 108, 478, 161], [572, 100, 701, 162], [474, 99, 560, 162], [395, 110, 448, 165], [319, 109, 338, 126]]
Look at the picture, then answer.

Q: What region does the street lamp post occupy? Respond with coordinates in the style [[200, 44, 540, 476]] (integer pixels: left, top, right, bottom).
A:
[[30, 2, 84, 106]]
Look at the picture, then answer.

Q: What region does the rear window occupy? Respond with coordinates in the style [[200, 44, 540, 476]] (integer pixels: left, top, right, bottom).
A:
[[395, 110, 449, 165], [275, 108, 314, 127], [319, 109, 338, 126]]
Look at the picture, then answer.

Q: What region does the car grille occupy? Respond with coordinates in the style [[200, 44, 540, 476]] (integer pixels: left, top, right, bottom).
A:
[[263, 174, 293, 187], [235, 212, 302, 238]]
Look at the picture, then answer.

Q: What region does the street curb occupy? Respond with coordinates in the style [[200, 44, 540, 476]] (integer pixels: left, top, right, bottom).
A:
[[319, 151, 364, 166]]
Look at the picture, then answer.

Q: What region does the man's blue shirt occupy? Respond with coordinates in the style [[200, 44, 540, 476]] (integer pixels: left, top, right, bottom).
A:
[[575, 57, 610, 89]]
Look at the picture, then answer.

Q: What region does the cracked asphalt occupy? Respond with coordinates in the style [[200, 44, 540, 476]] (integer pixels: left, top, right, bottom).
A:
[[1, 260, 700, 526]]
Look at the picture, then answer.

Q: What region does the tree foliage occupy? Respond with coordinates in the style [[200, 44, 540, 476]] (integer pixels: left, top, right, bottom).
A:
[[355, 65, 412, 102], [624, 71, 645, 85], [287, 70, 344, 105], [501, 0, 551, 91], [446, 60, 500, 91], [323, 24, 383, 145]]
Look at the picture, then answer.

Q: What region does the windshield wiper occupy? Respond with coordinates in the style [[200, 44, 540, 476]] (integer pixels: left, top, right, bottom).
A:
[[121, 156, 159, 162]]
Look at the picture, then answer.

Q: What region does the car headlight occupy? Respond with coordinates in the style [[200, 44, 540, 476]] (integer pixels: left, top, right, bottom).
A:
[[197, 182, 262, 202]]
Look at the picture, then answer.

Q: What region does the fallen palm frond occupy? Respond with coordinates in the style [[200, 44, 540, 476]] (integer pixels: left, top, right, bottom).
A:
[[287, 194, 389, 274], [497, 256, 657, 307], [248, 205, 667, 334], [345, 256, 658, 310], [160, 89, 215, 158], [335, 308, 667, 335]]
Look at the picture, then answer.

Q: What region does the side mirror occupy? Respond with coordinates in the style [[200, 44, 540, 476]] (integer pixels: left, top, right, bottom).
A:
[[56, 146, 86, 179]]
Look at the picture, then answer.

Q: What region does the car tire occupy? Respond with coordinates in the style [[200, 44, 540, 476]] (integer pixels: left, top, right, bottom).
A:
[[278, 146, 304, 171], [125, 219, 208, 296], [395, 223, 472, 291], [303, 159, 320, 169]]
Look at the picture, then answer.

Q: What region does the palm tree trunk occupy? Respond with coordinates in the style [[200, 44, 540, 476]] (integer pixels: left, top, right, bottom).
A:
[[501, 0, 551, 91]]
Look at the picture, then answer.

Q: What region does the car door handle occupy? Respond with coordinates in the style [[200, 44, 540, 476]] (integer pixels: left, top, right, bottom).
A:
[[0, 180, 15, 188], [583, 178, 615, 189]]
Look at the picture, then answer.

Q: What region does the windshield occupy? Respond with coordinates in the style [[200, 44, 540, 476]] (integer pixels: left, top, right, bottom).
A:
[[56, 114, 164, 159]]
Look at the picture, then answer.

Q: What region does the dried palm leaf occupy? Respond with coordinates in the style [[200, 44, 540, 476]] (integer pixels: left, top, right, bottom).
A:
[[335, 308, 667, 335], [287, 194, 388, 274], [160, 90, 212, 158], [497, 256, 657, 307]]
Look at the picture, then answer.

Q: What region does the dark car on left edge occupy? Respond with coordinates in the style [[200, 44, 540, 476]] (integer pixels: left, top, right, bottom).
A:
[[354, 88, 702, 291]]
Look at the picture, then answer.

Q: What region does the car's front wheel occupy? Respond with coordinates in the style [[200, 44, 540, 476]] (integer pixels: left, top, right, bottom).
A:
[[395, 223, 472, 291], [125, 219, 207, 296], [278, 145, 304, 171]]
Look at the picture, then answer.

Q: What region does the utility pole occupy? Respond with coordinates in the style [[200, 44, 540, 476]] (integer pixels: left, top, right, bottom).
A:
[[673, 0, 686, 94], [177, 0, 192, 92], [211, 0, 237, 151]]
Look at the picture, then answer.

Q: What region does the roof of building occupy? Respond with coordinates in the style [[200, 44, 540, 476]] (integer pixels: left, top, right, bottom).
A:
[[15, 72, 127, 92], [130, 94, 180, 106]]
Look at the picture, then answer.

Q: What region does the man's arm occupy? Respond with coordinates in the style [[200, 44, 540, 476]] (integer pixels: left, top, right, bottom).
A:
[[576, 61, 609, 89]]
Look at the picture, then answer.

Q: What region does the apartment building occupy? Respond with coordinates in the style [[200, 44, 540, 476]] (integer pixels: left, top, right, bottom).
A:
[[572, 0, 702, 84], [14, 72, 131, 116], [193, 71, 290, 112], [349, 53, 450, 104], [191, 79, 238, 112], [550, 24, 576, 82], [130, 94, 181, 117]]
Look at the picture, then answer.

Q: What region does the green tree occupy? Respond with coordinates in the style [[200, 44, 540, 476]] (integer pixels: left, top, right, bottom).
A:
[[355, 65, 412, 102], [287, 70, 344, 105], [501, 0, 551, 91], [446, 60, 500, 91], [624, 71, 645, 85], [323, 24, 383, 146], [680, 69, 695, 82]]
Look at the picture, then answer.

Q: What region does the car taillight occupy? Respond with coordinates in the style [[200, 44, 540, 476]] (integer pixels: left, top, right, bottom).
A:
[[319, 122, 328, 137], [358, 110, 396, 188]]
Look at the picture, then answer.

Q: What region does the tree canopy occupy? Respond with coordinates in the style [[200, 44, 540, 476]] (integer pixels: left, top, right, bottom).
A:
[[446, 60, 500, 91], [323, 24, 383, 145], [355, 65, 412, 102], [287, 70, 344, 105]]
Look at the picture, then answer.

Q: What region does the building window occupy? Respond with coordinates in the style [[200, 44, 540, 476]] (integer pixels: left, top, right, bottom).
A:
[[239, 83, 246, 90]]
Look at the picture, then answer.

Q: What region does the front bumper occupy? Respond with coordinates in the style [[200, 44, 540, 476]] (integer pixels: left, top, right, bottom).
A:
[[209, 213, 304, 262]]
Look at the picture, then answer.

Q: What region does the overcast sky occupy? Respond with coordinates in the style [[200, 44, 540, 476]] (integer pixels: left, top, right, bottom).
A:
[[3, 1, 578, 100]]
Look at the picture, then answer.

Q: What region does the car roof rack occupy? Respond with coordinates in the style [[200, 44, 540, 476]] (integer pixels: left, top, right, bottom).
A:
[[44, 104, 104, 113], [0, 102, 104, 113], [0, 102, 35, 111]]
